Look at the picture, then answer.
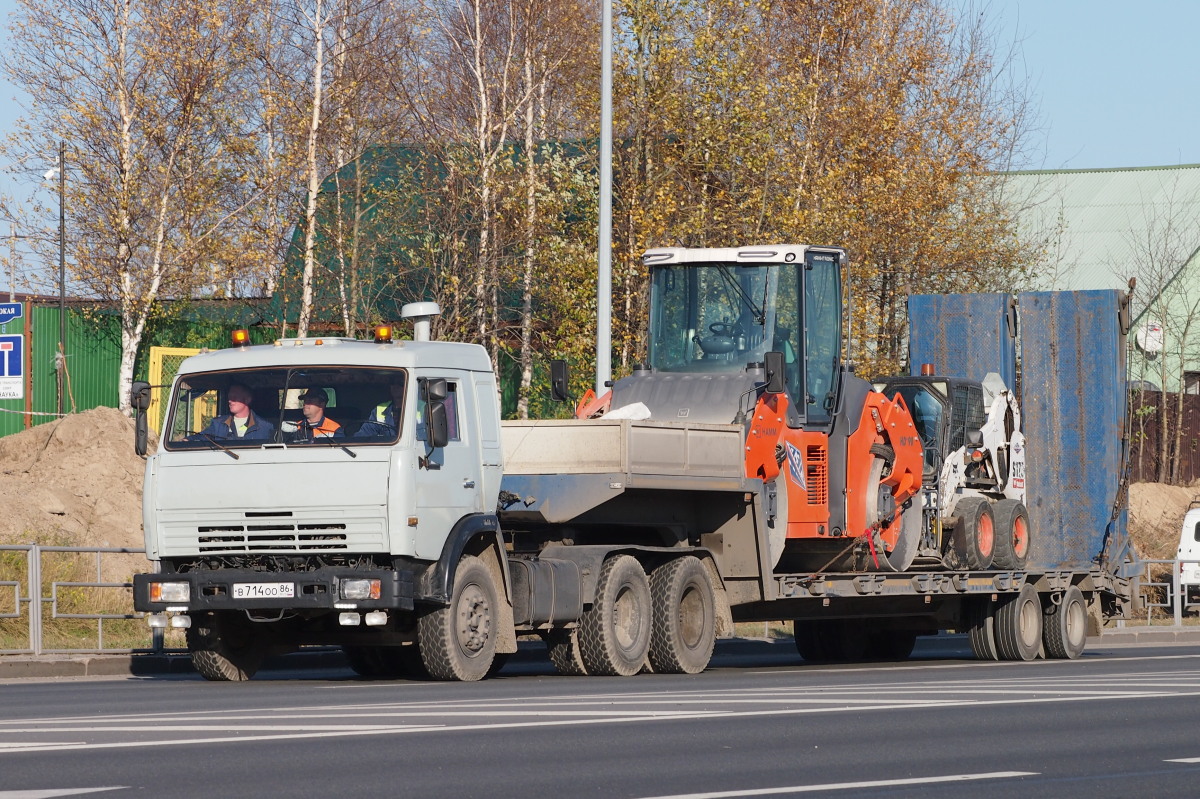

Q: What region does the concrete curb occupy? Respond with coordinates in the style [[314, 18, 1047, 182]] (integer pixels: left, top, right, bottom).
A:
[[3, 629, 1197, 679]]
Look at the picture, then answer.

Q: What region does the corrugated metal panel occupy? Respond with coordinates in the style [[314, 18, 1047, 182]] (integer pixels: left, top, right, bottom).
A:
[[907, 293, 1016, 388], [1018, 290, 1128, 571], [29, 307, 121, 427], [1007, 164, 1200, 291]]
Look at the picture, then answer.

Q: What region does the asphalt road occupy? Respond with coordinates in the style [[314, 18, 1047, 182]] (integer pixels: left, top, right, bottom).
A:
[[4, 639, 1200, 799]]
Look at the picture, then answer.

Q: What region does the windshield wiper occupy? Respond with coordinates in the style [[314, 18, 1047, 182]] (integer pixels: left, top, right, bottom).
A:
[[715, 264, 764, 324], [198, 432, 240, 460], [313, 433, 357, 458]]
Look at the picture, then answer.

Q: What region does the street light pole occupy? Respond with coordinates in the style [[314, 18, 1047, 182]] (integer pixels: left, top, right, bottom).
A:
[[57, 140, 65, 417], [596, 0, 613, 395]]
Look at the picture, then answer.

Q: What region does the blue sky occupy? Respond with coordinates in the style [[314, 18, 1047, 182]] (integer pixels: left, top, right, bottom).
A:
[[0, 0, 1197, 287]]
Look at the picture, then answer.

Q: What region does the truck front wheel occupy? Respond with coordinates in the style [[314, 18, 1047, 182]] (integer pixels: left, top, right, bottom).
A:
[[648, 556, 717, 674], [579, 555, 652, 676], [417, 554, 498, 681], [187, 611, 266, 681]]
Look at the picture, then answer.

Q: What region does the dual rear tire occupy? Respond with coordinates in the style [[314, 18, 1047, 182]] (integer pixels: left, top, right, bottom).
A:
[[967, 583, 1088, 661], [564, 554, 718, 677]]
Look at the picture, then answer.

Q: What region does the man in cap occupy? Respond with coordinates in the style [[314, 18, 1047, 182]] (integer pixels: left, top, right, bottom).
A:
[[290, 388, 343, 440]]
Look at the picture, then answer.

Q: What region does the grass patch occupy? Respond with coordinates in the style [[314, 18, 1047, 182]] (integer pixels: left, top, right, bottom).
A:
[[0, 531, 160, 652]]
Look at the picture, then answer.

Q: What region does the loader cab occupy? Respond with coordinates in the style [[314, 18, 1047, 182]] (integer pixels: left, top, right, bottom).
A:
[[616, 245, 845, 426], [875, 374, 986, 479]]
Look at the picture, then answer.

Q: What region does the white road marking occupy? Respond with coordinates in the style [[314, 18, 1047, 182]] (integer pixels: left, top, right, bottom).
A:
[[1165, 757, 1200, 763], [0, 790, 127, 798], [5, 667, 1200, 755], [632, 771, 1039, 798]]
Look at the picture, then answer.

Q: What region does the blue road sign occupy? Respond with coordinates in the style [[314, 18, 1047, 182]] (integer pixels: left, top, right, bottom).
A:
[[0, 335, 22, 377], [0, 303, 21, 326]]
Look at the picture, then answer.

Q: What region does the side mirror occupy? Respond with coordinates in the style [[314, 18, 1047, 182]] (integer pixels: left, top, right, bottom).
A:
[[130, 380, 151, 411], [427, 401, 449, 448], [423, 377, 448, 403], [131, 381, 151, 456], [550, 359, 569, 402], [422, 378, 450, 448], [135, 411, 149, 457], [764, 351, 786, 394], [966, 429, 984, 447]]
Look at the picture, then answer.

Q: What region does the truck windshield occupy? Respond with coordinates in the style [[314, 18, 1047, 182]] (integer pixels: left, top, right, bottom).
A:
[[648, 262, 781, 373], [162, 367, 407, 449]]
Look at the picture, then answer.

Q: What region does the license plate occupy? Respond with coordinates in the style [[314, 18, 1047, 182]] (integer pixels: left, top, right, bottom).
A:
[[232, 582, 295, 599]]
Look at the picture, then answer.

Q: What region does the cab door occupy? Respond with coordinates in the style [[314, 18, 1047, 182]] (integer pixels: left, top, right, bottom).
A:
[[412, 378, 483, 560]]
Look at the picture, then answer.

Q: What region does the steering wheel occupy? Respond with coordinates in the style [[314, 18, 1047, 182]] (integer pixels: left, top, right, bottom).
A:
[[708, 322, 735, 337]]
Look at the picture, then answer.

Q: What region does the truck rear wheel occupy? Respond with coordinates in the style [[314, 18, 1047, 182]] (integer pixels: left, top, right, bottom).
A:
[[541, 629, 588, 676], [992, 500, 1031, 570], [966, 597, 999, 661], [953, 497, 995, 570], [417, 554, 498, 681], [187, 611, 265, 681], [995, 583, 1042, 661], [648, 556, 716, 674], [1042, 585, 1087, 659], [578, 555, 652, 676]]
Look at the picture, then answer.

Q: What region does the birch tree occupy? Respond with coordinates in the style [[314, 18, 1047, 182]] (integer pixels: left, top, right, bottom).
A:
[[1, 0, 259, 411]]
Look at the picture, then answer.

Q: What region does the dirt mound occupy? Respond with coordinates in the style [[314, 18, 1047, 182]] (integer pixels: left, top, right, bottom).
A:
[[0, 407, 150, 551], [1128, 481, 1200, 560]]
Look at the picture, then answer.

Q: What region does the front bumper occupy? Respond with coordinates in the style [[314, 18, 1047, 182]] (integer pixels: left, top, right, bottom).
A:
[[133, 567, 416, 613]]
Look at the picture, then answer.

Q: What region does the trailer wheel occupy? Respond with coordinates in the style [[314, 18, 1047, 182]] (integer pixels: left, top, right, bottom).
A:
[[187, 611, 265, 681], [994, 583, 1042, 661], [541, 629, 588, 676], [953, 497, 995, 570], [1043, 585, 1087, 659], [417, 554, 498, 681], [870, 628, 918, 660], [966, 597, 999, 661], [579, 555, 652, 676], [992, 500, 1031, 570], [648, 557, 717, 674], [792, 619, 832, 662]]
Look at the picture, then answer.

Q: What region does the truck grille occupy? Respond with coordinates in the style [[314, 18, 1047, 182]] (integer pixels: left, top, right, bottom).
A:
[[196, 522, 349, 552]]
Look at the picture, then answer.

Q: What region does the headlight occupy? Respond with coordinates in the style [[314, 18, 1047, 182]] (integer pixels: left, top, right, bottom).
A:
[[149, 581, 190, 603], [340, 578, 381, 600]]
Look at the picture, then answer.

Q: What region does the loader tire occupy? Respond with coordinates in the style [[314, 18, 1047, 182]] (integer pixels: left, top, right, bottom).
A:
[[417, 554, 498, 681], [953, 497, 996, 570], [187, 611, 265, 682], [1043, 585, 1087, 659], [578, 555, 652, 676], [992, 500, 1031, 570], [648, 556, 717, 674]]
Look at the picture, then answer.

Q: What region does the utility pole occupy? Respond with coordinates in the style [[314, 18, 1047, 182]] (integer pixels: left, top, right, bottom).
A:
[[56, 140, 65, 416]]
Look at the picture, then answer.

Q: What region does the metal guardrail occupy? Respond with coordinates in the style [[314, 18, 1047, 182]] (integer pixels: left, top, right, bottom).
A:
[[0, 544, 164, 655], [1121, 557, 1200, 628]]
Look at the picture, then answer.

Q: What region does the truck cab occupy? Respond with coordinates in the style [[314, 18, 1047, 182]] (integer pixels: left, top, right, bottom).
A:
[[132, 304, 510, 681]]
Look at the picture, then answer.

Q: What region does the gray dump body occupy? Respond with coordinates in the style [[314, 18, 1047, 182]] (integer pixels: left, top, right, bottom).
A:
[[498, 419, 755, 525]]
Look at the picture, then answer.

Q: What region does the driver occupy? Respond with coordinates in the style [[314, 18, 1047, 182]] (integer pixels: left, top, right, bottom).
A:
[[198, 383, 275, 440]]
